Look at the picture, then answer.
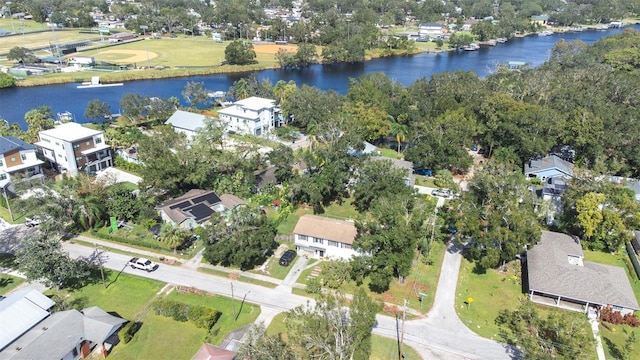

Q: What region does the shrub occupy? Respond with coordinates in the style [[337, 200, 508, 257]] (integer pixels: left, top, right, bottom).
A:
[[121, 321, 143, 344], [600, 306, 640, 327], [152, 299, 221, 329]]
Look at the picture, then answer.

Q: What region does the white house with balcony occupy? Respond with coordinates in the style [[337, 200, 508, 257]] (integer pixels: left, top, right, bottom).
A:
[[35, 123, 112, 177], [217, 97, 280, 136], [0, 136, 45, 191], [293, 215, 358, 260]]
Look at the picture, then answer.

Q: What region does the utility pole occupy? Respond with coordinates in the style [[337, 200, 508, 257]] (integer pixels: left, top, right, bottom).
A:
[[231, 282, 236, 322], [396, 314, 402, 360], [401, 299, 408, 355], [96, 244, 106, 288], [2, 186, 13, 221]]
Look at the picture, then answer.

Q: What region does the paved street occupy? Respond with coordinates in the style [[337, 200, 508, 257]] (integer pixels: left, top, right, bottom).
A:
[[63, 240, 519, 359]]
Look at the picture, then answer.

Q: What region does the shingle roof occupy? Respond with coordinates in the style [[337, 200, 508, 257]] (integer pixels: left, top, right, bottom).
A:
[[0, 136, 36, 155], [293, 215, 357, 245], [219, 194, 247, 210], [165, 110, 207, 132], [524, 155, 574, 177], [527, 231, 640, 311], [191, 343, 236, 360], [81, 306, 127, 344]]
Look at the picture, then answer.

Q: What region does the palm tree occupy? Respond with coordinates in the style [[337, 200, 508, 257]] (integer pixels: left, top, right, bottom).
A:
[[273, 80, 286, 104], [234, 78, 249, 99], [389, 115, 409, 154], [74, 196, 106, 230], [160, 224, 189, 253]]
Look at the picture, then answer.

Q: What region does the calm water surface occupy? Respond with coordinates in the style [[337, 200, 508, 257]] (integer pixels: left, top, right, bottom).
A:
[[1, 25, 637, 129]]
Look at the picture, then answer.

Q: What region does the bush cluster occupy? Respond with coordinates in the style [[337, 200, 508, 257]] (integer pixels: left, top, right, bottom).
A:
[[152, 299, 221, 330], [600, 306, 640, 327], [121, 321, 142, 344]]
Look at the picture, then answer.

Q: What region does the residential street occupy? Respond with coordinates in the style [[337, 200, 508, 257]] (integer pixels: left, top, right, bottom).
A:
[[62, 239, 519, 359]]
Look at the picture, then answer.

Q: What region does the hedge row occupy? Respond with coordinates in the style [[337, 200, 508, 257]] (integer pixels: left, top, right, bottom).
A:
[[152, 299, 221, 330], [89, 229, 168, 252], [625, 242, 640, 280], [121, 321, 143, 344]]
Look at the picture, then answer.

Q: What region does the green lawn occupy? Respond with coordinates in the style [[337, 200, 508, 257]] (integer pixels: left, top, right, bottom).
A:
[[455, 258, 523, 340], [266, 312, 422, 359], [414, 176, 437, 188], [111, 313, 205, 360], [46, 270, 164, 319], [164, 290, 260, 345], [297, 241, 446, 314], [261, 249, 297, 280], [198, 268, 278, 288], [377, 147, 401, 159], [600, 325, 639, 360], [0, 274, 26, 296]]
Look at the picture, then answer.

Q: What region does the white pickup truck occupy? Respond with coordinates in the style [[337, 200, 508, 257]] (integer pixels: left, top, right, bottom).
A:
[[128, 257, 159, 272]]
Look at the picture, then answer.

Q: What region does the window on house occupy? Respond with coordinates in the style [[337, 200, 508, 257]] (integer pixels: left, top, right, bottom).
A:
[[327, 240, 339, 247], [76, 156, 83, 162], [10, 157, 15, 162], [72, 347, 78, 357], [73, 144, 80, 150], [95, 137, 102, 144], [0, 160, 3, 166], [86, 141, 91, 146], [343, 244, 352, 249], [0, 174, 6, 180], [55, 142, 59, 146], [298, 235, 308, 241], [21, 154, 26, 160], [313, 238, 323, 244]]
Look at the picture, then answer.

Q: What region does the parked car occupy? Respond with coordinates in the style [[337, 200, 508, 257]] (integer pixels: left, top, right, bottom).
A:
[[431, 189, 453, 199], [279, 250, 297, 266], [129, 257, 159, 272], [24, 217, 42, 227], [413, 168, 433, 177]]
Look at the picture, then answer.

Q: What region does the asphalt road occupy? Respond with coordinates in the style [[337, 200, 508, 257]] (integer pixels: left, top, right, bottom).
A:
[[64, 242, 519, 360]]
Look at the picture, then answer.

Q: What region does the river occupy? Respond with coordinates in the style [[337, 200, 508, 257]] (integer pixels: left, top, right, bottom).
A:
[[0, 25, 638, 129]]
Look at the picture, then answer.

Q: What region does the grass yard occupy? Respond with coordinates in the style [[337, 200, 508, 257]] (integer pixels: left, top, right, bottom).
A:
[[0, 274, 26, 296], [110, 313, 205, 360], [414, 176, 437, 188], [600, 325, 639, 360], [297, 241, 447, 314], [198, 268, 278, 288], [377, 147, 401, 159], [165, 290, 261, 345], [266, 313, 422, 359], [46, 270, 164, 319], [455, 258, 523, 340]]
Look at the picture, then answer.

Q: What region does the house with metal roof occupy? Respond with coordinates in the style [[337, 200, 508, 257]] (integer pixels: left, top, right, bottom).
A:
[[0, 290, 126, 360], [0, 136, 45, 191], [157, 189, 246, 229], [293, 214, 357, 260], [165, 110, 209, 141], [526, 231, 640, 315], [217, 97, 280, 136], [524, 154, 574, 181]]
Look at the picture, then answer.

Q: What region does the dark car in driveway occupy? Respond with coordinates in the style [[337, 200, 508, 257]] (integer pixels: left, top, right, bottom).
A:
[[279, 250, 297, 266]]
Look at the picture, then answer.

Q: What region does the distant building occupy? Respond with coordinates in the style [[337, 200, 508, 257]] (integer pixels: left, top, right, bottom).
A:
[[191, 343, 236, 360], [0, 289, 126, 359], [0, 136, 45, 190], [36, 123, 112, 177], [165, 110, 208, 141], [294, 214, 357, 260], [217, 97, 280, 136], [418, 22, 444, 38]]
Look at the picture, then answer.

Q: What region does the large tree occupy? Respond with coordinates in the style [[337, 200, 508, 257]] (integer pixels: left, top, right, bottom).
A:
[[444, 161, 541, 270], [84, 99, 111, 122], [352, 196, 430, 292], [225, 40, 257, 65], [202, 208, 277, 270], [496, 299, 594, 359], [351, 159, 414, 212]]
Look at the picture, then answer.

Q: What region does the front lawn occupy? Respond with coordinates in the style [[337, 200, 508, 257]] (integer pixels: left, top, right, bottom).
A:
[[455, 258, 523, 340], [0, 274, 26, 296], [297, 241, 447, 314], [46, 270, 164, 319], [600, 324, 639, 360]]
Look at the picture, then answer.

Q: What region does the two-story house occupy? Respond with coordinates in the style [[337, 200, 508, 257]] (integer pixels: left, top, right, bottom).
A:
[[0, 136, 45, 190], [418, 22, 444, 39], [35, 123, 112, 177], [217, 97, 280, 136], [293, 214, 358, 260]]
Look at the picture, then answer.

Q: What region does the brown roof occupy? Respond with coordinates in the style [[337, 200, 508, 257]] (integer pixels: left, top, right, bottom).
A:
[[293, 215, 357, 245], [219, 194, 247, 210], [191, 343, 236, 360], [527, 231, 640, 310]]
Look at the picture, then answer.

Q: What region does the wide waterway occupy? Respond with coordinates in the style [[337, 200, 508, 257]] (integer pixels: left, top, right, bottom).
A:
[[1, 24, 638, 129]]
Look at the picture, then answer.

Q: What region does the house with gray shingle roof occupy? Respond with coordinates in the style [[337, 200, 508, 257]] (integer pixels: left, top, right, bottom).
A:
[[524, 154, 574, 181], [527, 231, 640, 315]]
